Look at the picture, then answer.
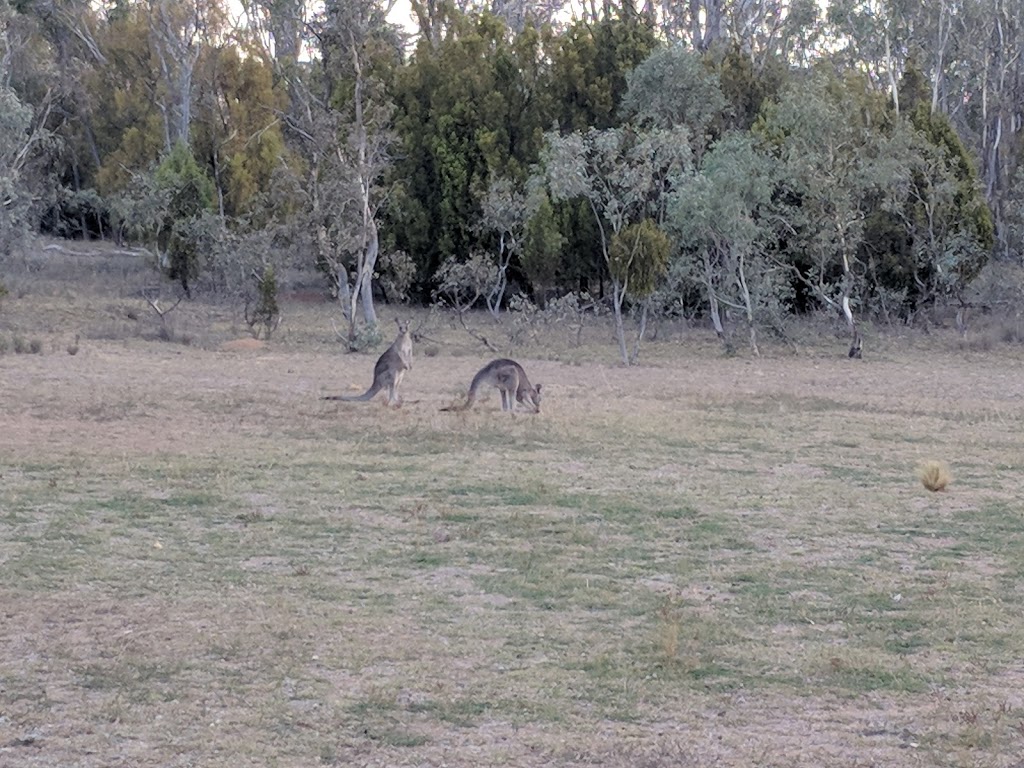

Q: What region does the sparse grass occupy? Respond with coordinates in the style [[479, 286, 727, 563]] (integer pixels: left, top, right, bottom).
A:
[[2, 239, 1024, 767]]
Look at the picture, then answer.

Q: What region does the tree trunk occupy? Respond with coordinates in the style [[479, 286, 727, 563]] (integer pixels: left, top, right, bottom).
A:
[[843, 295, 862, 358], [703, 251, 729, 353], [841, 250, 861, 358], [629, 300, 649, 365], [736, 252, 758, 356], [708, 289, 727, 350], [612, 278, 629, 365], [359, 219, 379, 327]]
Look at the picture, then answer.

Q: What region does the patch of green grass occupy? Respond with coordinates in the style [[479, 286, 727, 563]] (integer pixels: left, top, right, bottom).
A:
[[407, 696, 492, 726], [444, 482, 546, 507], [369, 728, 429, 748], [94, 491, 224, 518], [819, 658, 930, 694], [77, 659, 187, 702]]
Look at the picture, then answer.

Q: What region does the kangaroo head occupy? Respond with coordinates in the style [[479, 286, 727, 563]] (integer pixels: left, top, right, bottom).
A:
[[527, 383, 542, 413]]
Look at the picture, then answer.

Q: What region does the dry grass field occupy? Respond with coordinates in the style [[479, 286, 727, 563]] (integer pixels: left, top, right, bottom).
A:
[[2, 241, 1024, 767]]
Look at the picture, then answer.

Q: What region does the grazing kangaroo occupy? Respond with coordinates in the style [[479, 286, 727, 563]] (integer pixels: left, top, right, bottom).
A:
[[442, 359, 542, 413], [323, 319, 413, 406]]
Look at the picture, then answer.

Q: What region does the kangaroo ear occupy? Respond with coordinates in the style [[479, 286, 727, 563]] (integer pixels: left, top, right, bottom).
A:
[[535, 384, 542, 394]]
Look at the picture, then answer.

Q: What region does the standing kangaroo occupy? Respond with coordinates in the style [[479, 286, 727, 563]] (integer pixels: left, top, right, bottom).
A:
[[323, 319, 413, 406], [442, 359, 542, 413]]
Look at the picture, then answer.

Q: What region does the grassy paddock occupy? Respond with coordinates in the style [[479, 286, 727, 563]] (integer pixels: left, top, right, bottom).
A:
[[2, 243, 1024, 766]]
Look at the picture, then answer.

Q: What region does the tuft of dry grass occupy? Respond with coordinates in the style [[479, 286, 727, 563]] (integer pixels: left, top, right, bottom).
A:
[[918, 460, 952, 492]]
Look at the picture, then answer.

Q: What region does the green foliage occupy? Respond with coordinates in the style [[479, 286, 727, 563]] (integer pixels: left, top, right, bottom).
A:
[[0, 0, 1008, 332], [376, 250, 417, 304], [907, 104, 994, 274], [154, 142, 216, 295], [753, 71, 899, 316], [387, 12, 550, 289], [433, 251, 497, 311], [749, 65, 995, 322], [192, 45, 292, 219], [0, 86, 32, 161], [108, 171, 168, 245], [155, 143, 216, 208], [521, 191, 564, 294], [667, 132, 781, 351], [854, 73, 994, 311], [0, 82, 35, 256], [542, 126, 692, 236], [541, 125, 690, 362], [609, 220, 669, 299], [91, 6, 167, 196], [713, 46, 788, 132], [347, 322, 384, 353], [246, 265, 281, 340], [620, 45, 726, 148], [548, 13, 658, 131]]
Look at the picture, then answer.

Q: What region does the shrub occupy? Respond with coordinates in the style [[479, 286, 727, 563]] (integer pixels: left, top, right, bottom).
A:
[[348, 323, 383, 353], [245, 265, 281, 340]]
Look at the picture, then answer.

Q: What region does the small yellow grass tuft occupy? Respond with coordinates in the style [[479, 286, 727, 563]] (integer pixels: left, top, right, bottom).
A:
[[918, 460, 951, 492]]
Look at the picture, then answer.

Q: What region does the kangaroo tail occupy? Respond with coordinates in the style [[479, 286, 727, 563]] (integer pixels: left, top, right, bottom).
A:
[[323, 381, 381, 402], [440, 392, 475, 412]]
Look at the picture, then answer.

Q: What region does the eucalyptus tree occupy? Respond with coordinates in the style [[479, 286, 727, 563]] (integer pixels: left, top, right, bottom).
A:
[[540, 125, 690, 364], [88, 5, 167, 195], [190, 43, 290, 219], [520, 189, 564, 298], [667, 132, 778, 355], [650, 0, 725, 49], [240, 0, 305, 65], [153, 140, 216, 296], [2, 0, 132, 237], [475, 176, 532, 317], [1, 1, 56, 255], [0, 81, 40, 256], [417, 0, 566, 38], [953, 0, 1024, 256], [147, 0, 228, 151], [755, 71, 901, 357], [284, 0, 399, 344], [619, 44, 727, 161], [824, 0, 1022, 258], [650, 0, 822, 64], [826, 0, 914, 114], [867, 87, 994, 315]]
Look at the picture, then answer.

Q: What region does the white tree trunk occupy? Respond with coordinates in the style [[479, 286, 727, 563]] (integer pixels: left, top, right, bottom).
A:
[[612, 279, 629, 366], [736, 253, 759, 357], [629, 300, 649, 365], [358, 218, 379, 327]]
